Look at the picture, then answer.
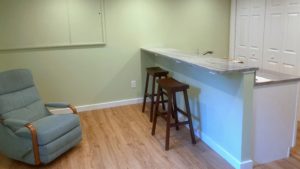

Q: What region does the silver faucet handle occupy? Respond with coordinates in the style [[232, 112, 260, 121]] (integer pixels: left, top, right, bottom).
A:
[[203, 51, 214, 55]]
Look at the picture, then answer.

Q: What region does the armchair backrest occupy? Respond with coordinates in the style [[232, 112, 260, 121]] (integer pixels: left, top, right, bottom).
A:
[[0, 69, 49, 122]]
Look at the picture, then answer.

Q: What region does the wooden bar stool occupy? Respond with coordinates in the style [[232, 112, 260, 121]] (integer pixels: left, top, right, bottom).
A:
[[142, 67, 169, 122], [151, 78, 196, 150]]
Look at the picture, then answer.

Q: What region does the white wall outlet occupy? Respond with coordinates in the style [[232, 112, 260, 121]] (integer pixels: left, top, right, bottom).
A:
[[131, 80, 137, 88]]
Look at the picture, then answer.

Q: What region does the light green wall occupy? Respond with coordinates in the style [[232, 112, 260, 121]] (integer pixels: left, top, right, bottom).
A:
[[0, 0, 231, 105], [164, 0, 231, 55], [0, 61, 6, 71]]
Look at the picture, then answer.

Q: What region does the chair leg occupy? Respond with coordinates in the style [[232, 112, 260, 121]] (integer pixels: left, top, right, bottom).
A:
[[150, 75, 156, 122], [162, 75, 169, 111], [160, 75, 168, 111], [183, 90, 196, 144], [152, 86, 161, 135], [160, 88, 166, 111], [142, 73, 150, 112], [25, 124, 41, 165], [159, 76, 166, 111], [172, 93, 180, 131], [165, 92, 173, 151]]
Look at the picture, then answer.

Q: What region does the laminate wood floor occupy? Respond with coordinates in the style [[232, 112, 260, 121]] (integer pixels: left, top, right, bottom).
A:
[[291, 122, 300, 161], [0, 104, 299, 169]]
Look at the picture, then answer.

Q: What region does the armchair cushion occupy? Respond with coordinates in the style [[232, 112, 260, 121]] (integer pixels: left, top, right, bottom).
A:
[[0, 125, 33, 160], [0, 69, 34, 95], [45, 103, 70, 109], [16, 114, 80, 145], [2, 119, 29, 132]]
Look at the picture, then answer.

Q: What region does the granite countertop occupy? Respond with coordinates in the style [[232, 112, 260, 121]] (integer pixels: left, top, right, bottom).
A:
[[255, 69, 300, 86], [141, 47, 258, 74]]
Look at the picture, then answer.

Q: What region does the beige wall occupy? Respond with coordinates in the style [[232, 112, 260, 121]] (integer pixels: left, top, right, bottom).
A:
[[0, 0, 231, 105]]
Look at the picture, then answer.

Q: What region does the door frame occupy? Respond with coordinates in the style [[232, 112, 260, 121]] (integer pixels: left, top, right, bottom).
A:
[[229, 0, 237, 59]]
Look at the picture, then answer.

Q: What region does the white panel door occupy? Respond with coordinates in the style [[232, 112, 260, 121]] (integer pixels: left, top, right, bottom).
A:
[[263, 0, 300, 75], [235, 0, 265, 68], [248, 0, 266, 67], [281, 0, 300, 75], [235, 0, 251, 63], [263, 0, 285, 72]]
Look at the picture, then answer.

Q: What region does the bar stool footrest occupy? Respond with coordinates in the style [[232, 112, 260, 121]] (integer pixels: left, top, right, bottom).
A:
[[145, 98, 168, 104], [145, 92, 168, 98], [170, 121, 189, 127], [176, 108, 188, 117], [157, 111, 168, 116]]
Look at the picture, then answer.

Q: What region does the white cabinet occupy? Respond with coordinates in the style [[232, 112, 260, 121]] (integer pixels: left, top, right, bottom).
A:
[[234, 0, 300, 75], [235, 0, 266, 68], [253, 81, 299, 164]]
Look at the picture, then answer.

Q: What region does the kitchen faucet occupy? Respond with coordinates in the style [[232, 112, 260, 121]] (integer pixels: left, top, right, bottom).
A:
[[202, 51, 214, 55]]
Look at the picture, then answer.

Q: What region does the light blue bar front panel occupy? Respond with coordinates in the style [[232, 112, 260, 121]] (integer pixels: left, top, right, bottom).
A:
[[142, 53, 255, 169]]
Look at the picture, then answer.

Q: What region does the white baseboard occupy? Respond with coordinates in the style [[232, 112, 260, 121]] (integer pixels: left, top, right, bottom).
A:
[[77, 97, 144, 112], [194, 129, 253, 169], [239, 160, 254, 169], [51, 97, 143, 114]]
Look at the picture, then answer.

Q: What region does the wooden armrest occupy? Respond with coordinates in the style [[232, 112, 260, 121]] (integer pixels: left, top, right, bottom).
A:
[[25, 123, 41, 166], [45, 103, 78, 114], [68, 104, 78, 114]]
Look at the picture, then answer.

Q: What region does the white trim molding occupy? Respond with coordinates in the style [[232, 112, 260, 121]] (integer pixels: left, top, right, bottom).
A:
[[51, 97, 144, 114], [194, 130, 253, 169], [229, 0, 237, 59]]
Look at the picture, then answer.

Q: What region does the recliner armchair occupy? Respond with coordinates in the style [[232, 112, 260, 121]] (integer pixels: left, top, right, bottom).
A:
[[0, 69, 82, 165]]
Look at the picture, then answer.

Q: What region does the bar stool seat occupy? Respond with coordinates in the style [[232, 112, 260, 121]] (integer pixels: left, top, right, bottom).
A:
[[146, 67, 168, 76], [157, 78, 189, 91], [142, 67, 169, 122], [152, 78, 196, 150]]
